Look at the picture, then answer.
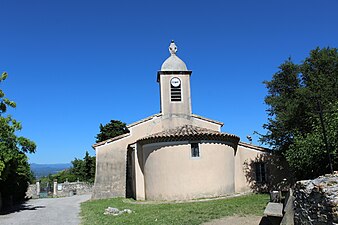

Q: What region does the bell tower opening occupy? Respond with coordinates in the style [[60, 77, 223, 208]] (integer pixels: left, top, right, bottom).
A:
[[170, 77, 182, 102]]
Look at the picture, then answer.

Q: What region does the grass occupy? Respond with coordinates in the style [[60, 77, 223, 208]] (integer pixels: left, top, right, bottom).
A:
[[80, 193, 269, 225]]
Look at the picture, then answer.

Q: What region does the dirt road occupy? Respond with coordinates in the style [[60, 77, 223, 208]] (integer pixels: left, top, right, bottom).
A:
[[0, 194, 91, 225]]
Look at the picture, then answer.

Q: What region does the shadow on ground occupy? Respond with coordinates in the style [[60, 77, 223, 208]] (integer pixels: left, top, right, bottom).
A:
[[259, 217, 272, 225], [0, 202, 45, 215]]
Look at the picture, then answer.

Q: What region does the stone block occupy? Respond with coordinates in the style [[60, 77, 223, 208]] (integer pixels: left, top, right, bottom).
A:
[[264, 202, 283, 217]]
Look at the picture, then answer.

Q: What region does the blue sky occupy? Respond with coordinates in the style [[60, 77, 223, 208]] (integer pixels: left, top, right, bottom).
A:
[[1, 0, 338, 164]]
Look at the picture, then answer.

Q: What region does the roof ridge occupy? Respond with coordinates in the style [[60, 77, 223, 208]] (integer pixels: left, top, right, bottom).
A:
[[138, 124, 239, 145], [126, 113, 162, 128]]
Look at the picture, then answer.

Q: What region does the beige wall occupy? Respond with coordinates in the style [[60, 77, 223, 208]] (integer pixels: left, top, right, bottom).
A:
[[234, 144, 267, 193], [141, 141, 235, 201], [92, 115, 163, 199], [159, 74, 192, 122], [93, 137, 129, 199], [94, 116, 273, 200], [94, 123, 275, 200], [191, 116, 221, 131], [93, 114, 225, 199]]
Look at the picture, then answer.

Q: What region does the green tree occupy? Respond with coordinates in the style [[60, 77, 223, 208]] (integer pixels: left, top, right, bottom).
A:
[[262, 47, 338, 179], [71, 151, 96, 183], [285, 103, 338, 179], [52, 169, 77, 183], [83, 151, 95, 183], [71, 157, 85, 181], [0, 72, 36, 208], [95, 120, 129, 143], [0, 72, 16, 114], [50, 151, 96, 183]]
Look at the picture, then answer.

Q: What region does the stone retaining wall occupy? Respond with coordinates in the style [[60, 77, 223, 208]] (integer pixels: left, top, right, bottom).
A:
[[26, 184, 38, 199], [26, 181, 93, 198], [55, 181, 93, 197], [294, 173, 338, 225]]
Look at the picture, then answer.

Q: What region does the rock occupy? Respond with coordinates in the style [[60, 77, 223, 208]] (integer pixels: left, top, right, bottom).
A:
[[294, 173, 338, 225], [123, 209, 132, 214], [104, 207, 132, 216], [104, 207, 120, 215]]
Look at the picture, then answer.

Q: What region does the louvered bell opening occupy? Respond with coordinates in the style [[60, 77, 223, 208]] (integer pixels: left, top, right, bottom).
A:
[[171, 85, 181, 101]]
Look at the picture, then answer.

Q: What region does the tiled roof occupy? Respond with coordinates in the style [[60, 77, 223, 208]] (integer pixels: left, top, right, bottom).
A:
[[93, 114, 224, 148], [138, 125, 239, 145]]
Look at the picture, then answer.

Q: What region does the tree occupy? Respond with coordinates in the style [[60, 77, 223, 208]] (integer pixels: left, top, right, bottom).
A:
[[0, 72, 16, 114], [71, 151, 96, 183], [0, 72, 36, 208], [51, 169, 77, 183], [95, 120, 129, 143], [262, 47, 338, 179], [83, 151, 95, 183], [48, 151, 96, 183]]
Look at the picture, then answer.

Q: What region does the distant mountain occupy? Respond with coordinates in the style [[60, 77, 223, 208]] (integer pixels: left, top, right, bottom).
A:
[[30, 163, 72, 178]]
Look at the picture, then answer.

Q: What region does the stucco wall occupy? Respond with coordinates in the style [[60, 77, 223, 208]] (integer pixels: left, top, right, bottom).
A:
[[159, 74, 192, 118], [93, 114, 225, 200], [141, 141, 235, 201], [92, 115, 163, 199], [234, 144, 267, 193], [93, 140, 127, 199], [191, 116, 221, 131]]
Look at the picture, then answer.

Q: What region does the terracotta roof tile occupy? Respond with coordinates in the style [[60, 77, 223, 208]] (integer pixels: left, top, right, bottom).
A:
[[138, 125, 239, 145]]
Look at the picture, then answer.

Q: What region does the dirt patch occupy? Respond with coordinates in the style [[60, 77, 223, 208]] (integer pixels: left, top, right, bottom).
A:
[[203, 215, 264, 225]]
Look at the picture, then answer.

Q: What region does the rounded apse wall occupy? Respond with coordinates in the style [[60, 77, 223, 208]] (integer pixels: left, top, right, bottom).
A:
[[141, 141, 235, 201]]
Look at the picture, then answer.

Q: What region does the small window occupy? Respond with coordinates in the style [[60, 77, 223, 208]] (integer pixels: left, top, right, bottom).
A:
[[191, 143, 200, 158], [255, 162, 267, 183]]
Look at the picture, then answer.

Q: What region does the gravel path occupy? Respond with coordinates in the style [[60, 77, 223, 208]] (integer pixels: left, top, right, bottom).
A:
[[0, 194, 91, 225], [203, 215, 266, 225]]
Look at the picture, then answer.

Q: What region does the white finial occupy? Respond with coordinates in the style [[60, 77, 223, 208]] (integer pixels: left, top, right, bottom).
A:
[[169, 40, 177, 55]]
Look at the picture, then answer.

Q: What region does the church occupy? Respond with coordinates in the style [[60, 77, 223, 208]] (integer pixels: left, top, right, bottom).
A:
[[92, 41, 270, 201]]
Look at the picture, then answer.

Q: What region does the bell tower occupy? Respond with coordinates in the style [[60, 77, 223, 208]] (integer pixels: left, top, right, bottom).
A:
[[157, 41, 192, 127]]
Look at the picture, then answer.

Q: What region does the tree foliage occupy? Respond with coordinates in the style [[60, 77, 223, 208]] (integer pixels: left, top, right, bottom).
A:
[[0, 72, 16, 114], [0, 72, 36, 208], [70, 151, 96, 183], [95, 120, 129, 143], [46, 151, 96, 183], [285, 103, 338, 179], [262, 47, 338, 179]]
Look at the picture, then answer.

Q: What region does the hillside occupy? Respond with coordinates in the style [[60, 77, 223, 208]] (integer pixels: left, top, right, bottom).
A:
[[30, 163, 72, 178]]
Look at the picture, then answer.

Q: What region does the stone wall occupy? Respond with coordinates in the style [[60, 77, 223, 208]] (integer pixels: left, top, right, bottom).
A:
[[294, 173, 338, 225], [26, 184, 38, 199], [55, 181, 93, 197], [26, 181, 93, 198]]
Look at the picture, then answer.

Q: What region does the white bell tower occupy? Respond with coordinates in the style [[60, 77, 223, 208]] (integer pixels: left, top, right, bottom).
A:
[[157, 41, 192, 119]]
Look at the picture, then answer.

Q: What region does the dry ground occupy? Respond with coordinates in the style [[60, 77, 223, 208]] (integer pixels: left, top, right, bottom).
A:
[[203, 215, 266, 225]]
